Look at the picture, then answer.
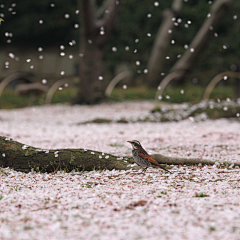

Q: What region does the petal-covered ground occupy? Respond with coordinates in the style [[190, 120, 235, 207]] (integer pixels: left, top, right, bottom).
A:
[[0, 101, 240, 239]]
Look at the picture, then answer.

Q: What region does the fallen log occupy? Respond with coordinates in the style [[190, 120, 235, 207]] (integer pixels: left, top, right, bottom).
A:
[[0, 136, 239, 173], [0, 136, 136, 173]]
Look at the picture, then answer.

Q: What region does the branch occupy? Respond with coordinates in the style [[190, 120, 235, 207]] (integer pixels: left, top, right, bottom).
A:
[[152, 154, 240, 167], [154, 0, 234, 97], [97, 0, 120, 28], [96, 0, 121, 45], [97, 0, 114, 19], [171, 0, 234, 73], [147, 0, 183, 87]]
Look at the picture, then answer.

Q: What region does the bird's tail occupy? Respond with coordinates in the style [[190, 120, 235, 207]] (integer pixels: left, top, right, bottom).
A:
[[157, 165, 171, 173]]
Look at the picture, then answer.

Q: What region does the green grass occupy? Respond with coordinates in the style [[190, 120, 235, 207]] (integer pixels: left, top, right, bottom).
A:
[[160, 191, 167, 195], [195, 192, 209, 197], [110, 84, 236, 103], [0, 87, 77, 109], [209, 226, 216, 232], [11, 186, 21, 191], [110, 143, 124, 147], [0, 83, 237, 109], [110, 86, 156, 101]]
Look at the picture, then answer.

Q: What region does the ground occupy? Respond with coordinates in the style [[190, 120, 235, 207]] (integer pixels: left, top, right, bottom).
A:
[[0, 101, 240, 240]]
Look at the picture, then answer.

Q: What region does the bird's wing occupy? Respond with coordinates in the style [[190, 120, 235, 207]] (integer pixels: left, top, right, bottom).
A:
[[138, 149, 171, 173], [138, 150, 160, 166]]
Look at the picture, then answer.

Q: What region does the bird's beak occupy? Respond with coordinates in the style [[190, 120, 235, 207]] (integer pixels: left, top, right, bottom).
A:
[[127, 141, 132, 143]]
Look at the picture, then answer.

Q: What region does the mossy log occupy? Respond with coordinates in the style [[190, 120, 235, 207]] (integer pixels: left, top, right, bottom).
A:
[[0, 136, 136, 173], [0, 136, 239, 173]]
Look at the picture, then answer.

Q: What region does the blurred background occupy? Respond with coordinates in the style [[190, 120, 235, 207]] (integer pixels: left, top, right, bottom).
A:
[[0, 0, 239, 109]]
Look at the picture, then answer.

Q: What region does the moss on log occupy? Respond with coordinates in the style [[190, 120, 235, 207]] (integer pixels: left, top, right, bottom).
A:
[[0, 136, 135, 173]]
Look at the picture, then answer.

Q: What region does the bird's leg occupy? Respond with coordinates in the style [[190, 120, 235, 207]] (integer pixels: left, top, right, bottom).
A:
[[142, 168, 147, 173]]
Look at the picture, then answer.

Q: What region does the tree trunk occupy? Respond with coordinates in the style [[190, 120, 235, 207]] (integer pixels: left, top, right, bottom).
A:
[[147, 0, 182, 88], [235, 63, 240, 99], [1, 136, 239, 173], [73, 0, 121, 104], [75, 42, 106, 104]]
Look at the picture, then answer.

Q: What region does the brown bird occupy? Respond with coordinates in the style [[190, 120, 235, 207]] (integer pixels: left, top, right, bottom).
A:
[[128, 140, 170, 173]]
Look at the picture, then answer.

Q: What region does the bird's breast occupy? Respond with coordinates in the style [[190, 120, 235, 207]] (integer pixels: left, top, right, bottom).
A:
[[132, 149, 138, 158]]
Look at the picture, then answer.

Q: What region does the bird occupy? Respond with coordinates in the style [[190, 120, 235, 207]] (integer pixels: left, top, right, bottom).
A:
[[127, 140, 171, 173]]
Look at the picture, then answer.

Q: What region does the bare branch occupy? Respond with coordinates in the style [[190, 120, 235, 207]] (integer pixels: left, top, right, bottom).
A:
[[172, 0, 182, 11], [171, 0, 234, 73], [96, 0, 121, 45], [152, 154, 240, 167], [97, 0, 113, 19]]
